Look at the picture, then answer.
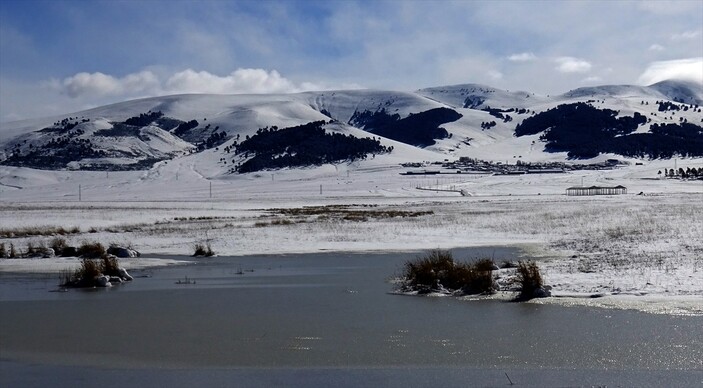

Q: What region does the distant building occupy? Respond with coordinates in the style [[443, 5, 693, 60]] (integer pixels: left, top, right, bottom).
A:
[[566, 185, 627, 196]]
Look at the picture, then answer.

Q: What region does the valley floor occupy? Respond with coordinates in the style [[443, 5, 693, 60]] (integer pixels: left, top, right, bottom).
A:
[[0, 161, 701, 315]]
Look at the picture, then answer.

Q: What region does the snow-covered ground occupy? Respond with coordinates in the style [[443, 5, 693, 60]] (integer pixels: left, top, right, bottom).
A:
[[0, 80, 701, 314], [1, 157, 701, 315]]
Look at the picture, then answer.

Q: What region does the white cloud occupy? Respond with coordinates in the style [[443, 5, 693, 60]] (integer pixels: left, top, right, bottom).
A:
[[437, 56, 503, 87], [164, 69, 299, 94], [554, 57, 592, 73], [648, 44, 665, 51], [488, 70, 503, 80], [57, 71, 160, 98], [54, 68, 330, 99], [507, 52, 537, 62], [581, 76, 601, 83], [670, 30, 701, 41], [637, 58, 703, 85]]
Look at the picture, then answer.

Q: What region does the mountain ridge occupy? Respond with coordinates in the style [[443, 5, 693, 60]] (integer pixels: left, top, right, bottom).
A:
[[1, 80, 701, 173]]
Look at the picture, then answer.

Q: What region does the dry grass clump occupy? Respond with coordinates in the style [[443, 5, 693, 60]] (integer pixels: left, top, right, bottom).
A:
[[193, 242, 215, 257], [50, 237, 68, 255], [61, 258, 103, 287], [254, 218, 295, 227], [100, 255, 121, 276], [24, 241, 45, 256], [400, 250, 496, 295], [77, 241, 107, 258], [0, 242, 48, 258], [272, 204, 433, 223], [61, 255, 129, 288], [514, 261, 545, 300], [79, 258, 102, 280], [0, 226, 79, 238]]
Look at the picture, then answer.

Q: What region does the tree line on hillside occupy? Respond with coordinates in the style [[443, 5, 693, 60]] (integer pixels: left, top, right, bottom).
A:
[[39, 117, 90, 133], [655, 100, 701, 113], [232, 121, 392, 173], [2, 137, 107, 169], [513, 102, 703, 159], [349, 107, 462, 147], [124, 111, 164, 127]]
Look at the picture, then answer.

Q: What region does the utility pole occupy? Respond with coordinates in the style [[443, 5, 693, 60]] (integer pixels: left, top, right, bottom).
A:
[[79, 184, 82, 202], [209, 182, 212, 199]]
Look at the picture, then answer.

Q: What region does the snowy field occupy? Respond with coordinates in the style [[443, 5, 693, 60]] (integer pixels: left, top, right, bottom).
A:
[[1, 157, 702, 315]]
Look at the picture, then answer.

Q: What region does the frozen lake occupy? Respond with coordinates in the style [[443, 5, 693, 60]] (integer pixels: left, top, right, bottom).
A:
[[1, 248, 702, 387]]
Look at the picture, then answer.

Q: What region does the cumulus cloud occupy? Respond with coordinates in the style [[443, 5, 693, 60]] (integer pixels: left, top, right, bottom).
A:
[[164, 69, 299, 94], [648, 44, 665, 51], [637, 58, 703, 85], [60, 72, 121, 97], [581, 76, 601, 83], [488, 70, 503, 80], [507, 52, 537, 62], [57, 71, 160, 98], [554, 57, 592, 73], [670, 30, 701, 41], [54, 68, 325, 99]]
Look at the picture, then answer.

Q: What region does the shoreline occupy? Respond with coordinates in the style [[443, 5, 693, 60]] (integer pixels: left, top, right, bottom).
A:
[[1, 247, 701, 316]]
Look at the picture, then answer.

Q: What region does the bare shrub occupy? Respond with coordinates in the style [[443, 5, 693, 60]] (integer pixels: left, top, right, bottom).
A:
[[193, 243, 206, 256], [75, 258, 101, 285], [77, 242, 106, 258], [25, 241, 49, 256], [193, 243, 215, 257], [0, 226, 81, 238], [61, 256, 125, 288], [515, 261, 545, 300], [50, 237, 68, 255], [100, 255, 120, 277], [401, 250, 495, 295], [25, 241, 35, 256], [474, 258, 497, 272], [0, 243, 5, 258]]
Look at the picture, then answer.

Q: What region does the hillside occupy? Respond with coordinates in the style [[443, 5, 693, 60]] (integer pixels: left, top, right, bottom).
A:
[[0, 80, 701, 175]]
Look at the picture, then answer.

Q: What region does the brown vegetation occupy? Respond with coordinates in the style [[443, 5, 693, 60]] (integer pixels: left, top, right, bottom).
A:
[[400, 250, 496, 295], [514, 261, 546, 300], [0, 226, 80, 238], [193, 242, 215, 257], [272, 204, 433, 222]]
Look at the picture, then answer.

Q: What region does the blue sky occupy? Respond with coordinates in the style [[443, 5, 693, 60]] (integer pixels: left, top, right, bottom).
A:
[[1, 0, 702, 122]]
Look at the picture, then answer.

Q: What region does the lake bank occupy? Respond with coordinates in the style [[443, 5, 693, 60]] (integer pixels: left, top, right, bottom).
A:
[[2, 193, 702, 306]]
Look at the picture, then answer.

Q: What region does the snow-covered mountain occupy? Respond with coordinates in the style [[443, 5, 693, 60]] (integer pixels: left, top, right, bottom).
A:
[[0, 80, 701, 175]]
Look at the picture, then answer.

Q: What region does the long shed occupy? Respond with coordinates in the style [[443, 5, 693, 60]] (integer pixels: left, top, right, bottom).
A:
[[566, 185, 627, 196]]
